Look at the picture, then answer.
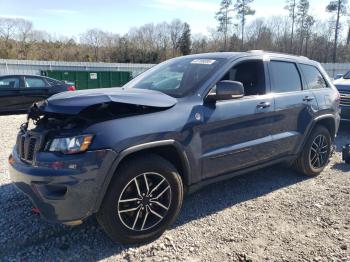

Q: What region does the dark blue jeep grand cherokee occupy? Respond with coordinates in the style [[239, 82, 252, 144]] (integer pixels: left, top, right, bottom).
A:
[[9, 51, 340, 244]]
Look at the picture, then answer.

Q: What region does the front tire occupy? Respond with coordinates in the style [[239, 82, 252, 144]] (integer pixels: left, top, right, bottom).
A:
[[96, 154, 183, 244], [293, 125, 331, 176]]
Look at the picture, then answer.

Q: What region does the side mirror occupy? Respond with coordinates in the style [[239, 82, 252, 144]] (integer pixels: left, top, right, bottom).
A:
[[208, 80, 244, 101]]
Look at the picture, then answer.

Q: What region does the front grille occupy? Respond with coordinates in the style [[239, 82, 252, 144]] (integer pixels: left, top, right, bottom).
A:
[[340, 91, 350, 106], [17, 131, 44, 164]]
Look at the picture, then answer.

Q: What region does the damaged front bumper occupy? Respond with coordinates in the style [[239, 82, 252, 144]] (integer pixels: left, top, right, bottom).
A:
[[9, 147, 117, 224]]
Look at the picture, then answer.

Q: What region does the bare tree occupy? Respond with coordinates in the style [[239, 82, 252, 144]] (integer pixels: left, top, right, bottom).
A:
[[169, 19, 184, 56], [0, 18, 18, 58], [16, 19, 33, 59], [80, 29, 107, 61]]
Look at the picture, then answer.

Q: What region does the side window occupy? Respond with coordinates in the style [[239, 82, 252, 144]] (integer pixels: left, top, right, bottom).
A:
[[220, 60, 266, 96], [0, 77, 20, 88], [270, 61, 302, 93], [299, 64, 328, 89], [24, 77, 47, 88]]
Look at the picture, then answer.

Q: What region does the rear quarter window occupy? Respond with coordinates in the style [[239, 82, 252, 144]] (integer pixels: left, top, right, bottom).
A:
[[46, 78, 63, 86], [299, 64, 328, 89], [269, 61, 302, 93]]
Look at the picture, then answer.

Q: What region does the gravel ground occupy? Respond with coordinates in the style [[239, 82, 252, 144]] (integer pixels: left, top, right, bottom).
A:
[[0, 114, 349, 261]]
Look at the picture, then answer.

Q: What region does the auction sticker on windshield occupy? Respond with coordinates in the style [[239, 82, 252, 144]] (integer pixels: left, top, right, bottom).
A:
[[190, 59, 216, 65]]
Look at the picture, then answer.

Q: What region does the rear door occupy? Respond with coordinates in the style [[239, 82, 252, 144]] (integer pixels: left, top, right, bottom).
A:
[[20, 76, 50, 108], [298, 64, 333, 112], [268, 60, 318, 156], [0, 76, 23, 113]]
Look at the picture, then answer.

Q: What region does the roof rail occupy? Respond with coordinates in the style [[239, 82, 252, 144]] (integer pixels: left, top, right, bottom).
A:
[[247, 50, 309, 59]]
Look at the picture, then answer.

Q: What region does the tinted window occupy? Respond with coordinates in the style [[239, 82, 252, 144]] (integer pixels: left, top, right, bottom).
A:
[[0, 77, 19, 88], [300, 64, 328, 89], [221, 60, 266, 96], [25, 77, 46, 88], [270, 61, 302, 93]]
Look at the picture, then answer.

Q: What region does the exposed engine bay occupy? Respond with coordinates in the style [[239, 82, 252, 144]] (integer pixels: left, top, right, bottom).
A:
[[25, 101, 169, 132]]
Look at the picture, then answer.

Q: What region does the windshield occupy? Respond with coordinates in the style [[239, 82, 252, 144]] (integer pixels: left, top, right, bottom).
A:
[[124, 57, 225, 98], [344, 71, 350, 79]]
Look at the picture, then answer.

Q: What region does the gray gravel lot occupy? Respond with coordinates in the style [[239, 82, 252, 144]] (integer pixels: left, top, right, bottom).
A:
[[0, 114, 349, 261]]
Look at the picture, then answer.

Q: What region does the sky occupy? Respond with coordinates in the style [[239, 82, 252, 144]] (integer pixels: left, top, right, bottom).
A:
[[0, 0, 337, 38]]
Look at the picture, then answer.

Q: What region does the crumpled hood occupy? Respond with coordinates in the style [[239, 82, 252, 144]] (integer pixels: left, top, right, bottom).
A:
[[39, 87, 177, 115], [334, 78, 350, 91]]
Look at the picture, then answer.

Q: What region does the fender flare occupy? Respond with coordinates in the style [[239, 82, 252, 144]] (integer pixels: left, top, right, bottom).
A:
[[296, 114, 338, 154], [93, 139, 191, 212]]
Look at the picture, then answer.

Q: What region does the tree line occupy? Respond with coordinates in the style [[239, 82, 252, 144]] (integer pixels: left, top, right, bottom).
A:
[[0, 0, 349, 64]]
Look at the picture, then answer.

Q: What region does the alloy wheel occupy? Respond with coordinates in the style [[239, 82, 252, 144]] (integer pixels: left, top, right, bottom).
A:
[[309, 134, 329, 169], [117, 172, 172, 231]]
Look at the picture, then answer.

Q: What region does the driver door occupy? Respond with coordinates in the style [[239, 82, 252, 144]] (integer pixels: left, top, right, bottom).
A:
[[200, 59, 277, 178]]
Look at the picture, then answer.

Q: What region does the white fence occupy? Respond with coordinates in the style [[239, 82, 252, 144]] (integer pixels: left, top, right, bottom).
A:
[[322, 63, 350, 78], [0, 59, 154, 77], [0, 59, 349, 79]]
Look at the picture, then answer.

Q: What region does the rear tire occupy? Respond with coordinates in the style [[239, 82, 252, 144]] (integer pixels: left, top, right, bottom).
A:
[[293, 125, 331, 176], [96, 154, 183, 244]]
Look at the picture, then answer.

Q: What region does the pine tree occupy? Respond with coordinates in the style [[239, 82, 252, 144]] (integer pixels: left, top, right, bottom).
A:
[[285, 0, 297, 51], [326, 0, 348, 62], [296, 0, 314, 55], [179, 23, 191, 55], [215, 0, 233, 51], [234, 0, 255, 49]]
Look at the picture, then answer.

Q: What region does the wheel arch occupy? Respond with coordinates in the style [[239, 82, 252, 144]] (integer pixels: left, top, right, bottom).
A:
[[93, 140, 191, 212], [117, 140, 191, 186], [296, 114, 337, 156], [312, 114, 337, 140]]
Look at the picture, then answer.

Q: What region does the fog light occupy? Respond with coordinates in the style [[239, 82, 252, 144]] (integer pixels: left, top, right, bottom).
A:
[[342, 144, 350, 164]]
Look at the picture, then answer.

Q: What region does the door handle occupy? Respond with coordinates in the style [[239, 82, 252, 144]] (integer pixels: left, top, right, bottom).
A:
[[256, 102, 271, 109], [303, 96, 314, 102]]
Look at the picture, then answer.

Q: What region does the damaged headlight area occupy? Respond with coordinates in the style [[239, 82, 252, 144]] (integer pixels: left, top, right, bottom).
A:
[[46, 135, 94, 154]]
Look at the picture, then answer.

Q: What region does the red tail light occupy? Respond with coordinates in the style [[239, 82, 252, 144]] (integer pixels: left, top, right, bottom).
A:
[[67, 85, 76, 91]]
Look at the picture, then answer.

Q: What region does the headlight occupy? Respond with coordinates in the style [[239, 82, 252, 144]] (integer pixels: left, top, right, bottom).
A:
[[47, 134, 94, 154]]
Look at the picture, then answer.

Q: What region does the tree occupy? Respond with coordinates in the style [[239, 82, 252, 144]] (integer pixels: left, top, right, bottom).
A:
[[215, 0, 233, 51], [347, 26, 350, 45], [234, 0, 256, 48], [285, 0, 297, 51], [16, 19, 33, 59], [80, 29, 107, 61], [179, 23, 191, 55], [169, 19, 184, 56], [296, 0, 313, 55], [303, 15, 316, 56], [326, 0, 348, 62]]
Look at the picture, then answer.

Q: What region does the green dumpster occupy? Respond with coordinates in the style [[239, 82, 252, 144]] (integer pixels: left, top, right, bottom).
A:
[[41, 70, 132, 90]]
